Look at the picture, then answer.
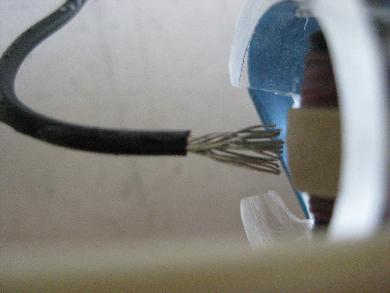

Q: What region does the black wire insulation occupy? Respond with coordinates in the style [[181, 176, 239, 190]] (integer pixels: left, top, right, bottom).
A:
[[0, 0, 190, 155]]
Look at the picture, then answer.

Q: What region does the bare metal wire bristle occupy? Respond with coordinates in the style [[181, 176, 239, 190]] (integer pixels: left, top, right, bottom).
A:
[[187, 125, 283, 174]]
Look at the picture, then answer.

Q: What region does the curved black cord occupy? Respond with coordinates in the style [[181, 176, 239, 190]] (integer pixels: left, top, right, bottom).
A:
[[0, 0, 190, 155]]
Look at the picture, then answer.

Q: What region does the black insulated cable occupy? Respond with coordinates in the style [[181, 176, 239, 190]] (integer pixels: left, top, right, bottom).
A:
[[0, 0, 190, 155]]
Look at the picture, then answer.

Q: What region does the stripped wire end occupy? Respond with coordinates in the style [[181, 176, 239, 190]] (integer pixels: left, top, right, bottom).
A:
[[187, 125, 283, 174]]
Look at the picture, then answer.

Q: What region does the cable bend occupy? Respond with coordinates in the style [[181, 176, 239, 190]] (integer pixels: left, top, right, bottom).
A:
[[0, 0, 189, 155]]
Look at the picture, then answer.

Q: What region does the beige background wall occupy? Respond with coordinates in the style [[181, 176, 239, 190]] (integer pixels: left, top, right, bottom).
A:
[[0, 0, 301, 245]]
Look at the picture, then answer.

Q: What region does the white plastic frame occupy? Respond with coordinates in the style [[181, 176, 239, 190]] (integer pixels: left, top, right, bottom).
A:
[[231, 0, 389, 240], [309, 0, 389, 240]]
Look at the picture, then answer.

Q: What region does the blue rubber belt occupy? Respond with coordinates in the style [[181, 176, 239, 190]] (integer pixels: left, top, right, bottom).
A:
[[247, 1, 321, 218]]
